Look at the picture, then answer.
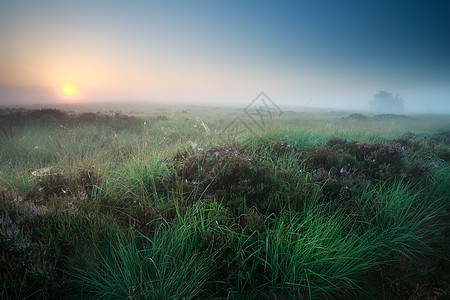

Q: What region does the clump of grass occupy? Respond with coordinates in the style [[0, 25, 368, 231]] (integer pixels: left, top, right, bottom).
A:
[[262, 209, 376, 299], [98, 155, 174, 208], [357, 181, 444, 256], [354, 180, 449, 299], [70, 221, 217, 299]]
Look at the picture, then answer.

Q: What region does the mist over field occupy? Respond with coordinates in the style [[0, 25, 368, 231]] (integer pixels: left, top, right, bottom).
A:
[[1, 1, 449, 113], [1, 1, 450, 299]]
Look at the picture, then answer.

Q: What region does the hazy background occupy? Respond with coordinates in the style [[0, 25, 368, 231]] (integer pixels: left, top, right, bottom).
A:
[[1, 0, 449, 113]]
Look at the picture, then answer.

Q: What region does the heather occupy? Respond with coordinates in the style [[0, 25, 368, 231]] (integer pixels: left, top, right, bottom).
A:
[[1, 108, 449, 299]]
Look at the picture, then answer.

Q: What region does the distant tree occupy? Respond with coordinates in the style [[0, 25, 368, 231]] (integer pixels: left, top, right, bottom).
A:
[[370, 90, 404, 113]]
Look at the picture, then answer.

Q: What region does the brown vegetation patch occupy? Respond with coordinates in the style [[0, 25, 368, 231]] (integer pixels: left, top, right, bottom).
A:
[[174, 144, 278, 208]]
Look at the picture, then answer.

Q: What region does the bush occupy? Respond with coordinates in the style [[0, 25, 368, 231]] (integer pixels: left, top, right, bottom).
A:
[[305, 137, 439, 201], [0, 196, 91, 299], [174, 145, 280, 209]]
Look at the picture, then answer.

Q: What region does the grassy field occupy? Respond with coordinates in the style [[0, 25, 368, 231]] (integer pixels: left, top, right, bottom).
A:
[[1, 107, 449, 299]]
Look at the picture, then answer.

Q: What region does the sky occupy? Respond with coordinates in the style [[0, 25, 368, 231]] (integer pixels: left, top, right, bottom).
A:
[[0, 0, 449, 113]]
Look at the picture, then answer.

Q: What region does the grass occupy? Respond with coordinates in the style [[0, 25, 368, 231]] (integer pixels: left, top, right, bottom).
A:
[[70, 223, 216, 299], [0, 107, 449, 299], [262, 209, 374, 298]]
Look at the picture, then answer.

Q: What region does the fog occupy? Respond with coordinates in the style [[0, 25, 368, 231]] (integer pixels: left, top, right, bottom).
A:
[[1, 1, 449, 114]]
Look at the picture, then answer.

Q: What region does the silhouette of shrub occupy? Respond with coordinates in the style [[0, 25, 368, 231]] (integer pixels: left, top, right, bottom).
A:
[[155, 115, 169, 121], [343, 113, 368, 120], [373, 113, 409, 120], [28, 108, 68, 121], [0, 109, 145, 135]]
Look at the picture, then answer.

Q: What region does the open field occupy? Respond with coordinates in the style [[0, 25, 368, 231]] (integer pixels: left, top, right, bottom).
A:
[[1, 106, 449, 299]]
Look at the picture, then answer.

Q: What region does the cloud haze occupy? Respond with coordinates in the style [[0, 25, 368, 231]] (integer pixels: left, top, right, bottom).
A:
[[1, 0, 449, 113]]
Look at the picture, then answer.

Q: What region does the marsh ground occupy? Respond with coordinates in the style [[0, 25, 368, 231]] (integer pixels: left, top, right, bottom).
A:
[[1, 105, 449, 299]]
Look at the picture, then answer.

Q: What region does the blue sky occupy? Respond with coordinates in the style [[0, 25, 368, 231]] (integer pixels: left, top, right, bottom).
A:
[[0, 0, 449, 112]]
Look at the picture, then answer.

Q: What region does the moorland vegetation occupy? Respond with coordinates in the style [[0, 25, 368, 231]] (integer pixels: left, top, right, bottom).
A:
[[1, 108, 449, 299]]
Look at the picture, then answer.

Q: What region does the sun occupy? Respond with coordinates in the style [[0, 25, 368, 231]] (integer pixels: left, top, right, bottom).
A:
[[62, 84, 76, 96]]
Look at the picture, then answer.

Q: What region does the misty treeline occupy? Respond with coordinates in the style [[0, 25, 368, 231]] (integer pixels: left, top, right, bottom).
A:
[[0, 108, 146, 134], [370, 90, 404, 113]]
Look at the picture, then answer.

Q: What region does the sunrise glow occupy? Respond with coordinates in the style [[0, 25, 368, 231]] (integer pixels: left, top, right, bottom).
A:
[[0, 1, 449, 112], [62, 85, 75, 97]]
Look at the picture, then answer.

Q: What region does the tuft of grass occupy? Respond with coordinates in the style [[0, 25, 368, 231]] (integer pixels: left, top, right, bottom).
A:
[[357, 181, 444, 262], [261, 209, 376, 299], [70, 221, 217, 300], [99, 155, 174, 206]]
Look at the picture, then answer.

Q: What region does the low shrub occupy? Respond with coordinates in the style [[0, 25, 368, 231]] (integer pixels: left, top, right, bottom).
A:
[[0, 195, 93, 299], [305, 136, 439, 201], [174, 145, 280, 210]]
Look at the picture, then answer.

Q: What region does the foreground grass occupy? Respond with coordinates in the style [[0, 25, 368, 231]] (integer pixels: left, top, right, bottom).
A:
[[1, 108, 449, 299]]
